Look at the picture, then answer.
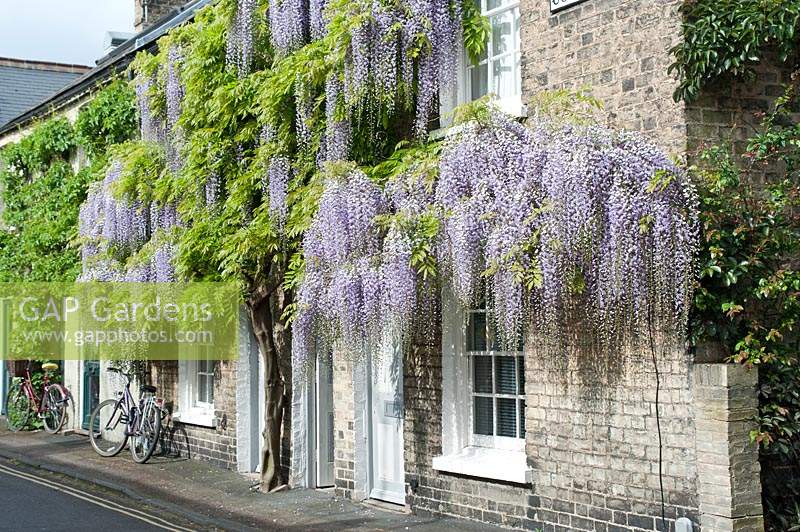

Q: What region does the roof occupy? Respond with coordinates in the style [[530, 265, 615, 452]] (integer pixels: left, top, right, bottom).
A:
[[0, 0, 213, 138], [0, 58, 90, 128]]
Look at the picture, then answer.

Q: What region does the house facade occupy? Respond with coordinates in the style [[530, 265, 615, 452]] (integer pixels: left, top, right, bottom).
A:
[[0, 0, 265, 476], [0, 1, 792, 531], [290, 2, 791, 532]]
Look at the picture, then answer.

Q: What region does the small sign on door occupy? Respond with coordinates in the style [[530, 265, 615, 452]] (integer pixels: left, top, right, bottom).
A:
[[551, 0, 587, 13]]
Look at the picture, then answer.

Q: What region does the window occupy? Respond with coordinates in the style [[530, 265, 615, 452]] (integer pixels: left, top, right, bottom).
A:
[[438, 0, 523, 123], [433, 287, 530, 484], [466, 304, 525, 446], [196, 358, 215, 407], [467, 0, 521, 108], [177, 354, 216, 427]]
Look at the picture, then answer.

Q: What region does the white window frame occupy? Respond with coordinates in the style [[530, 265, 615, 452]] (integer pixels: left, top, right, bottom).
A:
[[466, 306, 526, 450], [176, 358, 216, 428], [433, 286, 530, 484], [438, 0, 525, 128]]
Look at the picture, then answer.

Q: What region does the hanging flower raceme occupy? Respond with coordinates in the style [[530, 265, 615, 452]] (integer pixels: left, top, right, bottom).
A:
[[333, 0, 463, 136], [292, 167, 391, 369], [165, 46, 185, 174], [226, 0, 257, 77], [294, 109, 698, 370], [78, 162, 180, 283], [269, 0, 309, 55], [135, 75, 165, 143], [324, 72, 351, 162]]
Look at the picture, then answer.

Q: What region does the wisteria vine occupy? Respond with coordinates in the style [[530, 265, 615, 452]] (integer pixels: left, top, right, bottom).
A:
[[79, 161, 180, 282], [293, 111, 698, 371]]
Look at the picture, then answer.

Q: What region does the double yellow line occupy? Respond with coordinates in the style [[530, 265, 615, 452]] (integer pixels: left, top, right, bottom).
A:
[[0, 461, 196, 532]]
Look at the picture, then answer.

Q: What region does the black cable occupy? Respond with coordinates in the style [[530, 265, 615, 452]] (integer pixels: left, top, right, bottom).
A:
[[647, 307, 667, 532]]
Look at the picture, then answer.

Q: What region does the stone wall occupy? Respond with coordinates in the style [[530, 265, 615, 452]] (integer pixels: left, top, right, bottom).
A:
[[524, 336, 700, 532], [149, 359, 239, 470], [520, 0, 687, 156]]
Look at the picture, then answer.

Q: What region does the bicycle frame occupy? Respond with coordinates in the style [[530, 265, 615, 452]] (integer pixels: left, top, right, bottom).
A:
[[18, 364, 65, 415], [103, 373, 162, 437]]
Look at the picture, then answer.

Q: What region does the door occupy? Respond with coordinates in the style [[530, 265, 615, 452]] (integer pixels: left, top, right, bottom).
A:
[[369, 341, 405, 505], [315, 352, 335, 487], [82, 361, 100, 430]]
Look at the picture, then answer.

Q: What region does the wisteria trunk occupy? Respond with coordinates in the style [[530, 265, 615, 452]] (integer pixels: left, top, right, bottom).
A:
[[249, 291, 286, 492]]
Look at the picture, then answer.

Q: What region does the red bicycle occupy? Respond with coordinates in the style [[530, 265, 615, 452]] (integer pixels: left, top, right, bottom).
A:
[[5, 361, 70, 433]]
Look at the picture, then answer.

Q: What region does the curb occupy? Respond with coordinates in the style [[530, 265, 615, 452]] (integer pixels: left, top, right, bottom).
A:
[[0, 443, 261, 531]]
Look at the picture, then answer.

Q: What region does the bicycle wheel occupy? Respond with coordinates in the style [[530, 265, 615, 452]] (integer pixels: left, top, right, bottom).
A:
[[89, 399, 128, 457], [42, 386, 67, 434], [5, 383, 31, 432], [130, 400, 161, 464]]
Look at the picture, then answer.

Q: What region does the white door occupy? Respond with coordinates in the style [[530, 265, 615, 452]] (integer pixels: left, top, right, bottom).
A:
[[369, 341, 405, 505], [316, 352, 335, 487]]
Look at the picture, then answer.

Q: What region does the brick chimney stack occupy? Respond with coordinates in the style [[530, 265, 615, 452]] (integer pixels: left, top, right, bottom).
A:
[[134, 0, 187, 32]]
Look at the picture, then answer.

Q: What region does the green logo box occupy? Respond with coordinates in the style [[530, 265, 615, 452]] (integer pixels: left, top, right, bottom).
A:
[[0, 283, 241, 361]]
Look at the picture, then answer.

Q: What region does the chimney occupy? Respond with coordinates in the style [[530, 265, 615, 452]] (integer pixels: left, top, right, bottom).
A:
[[134, 0, 187, 33]]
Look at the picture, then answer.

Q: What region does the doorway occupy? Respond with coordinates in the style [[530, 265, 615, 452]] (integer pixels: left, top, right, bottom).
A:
[[315, 351, 335, 487], [82, 361, 100, 430], [368, 341, 405, 505]]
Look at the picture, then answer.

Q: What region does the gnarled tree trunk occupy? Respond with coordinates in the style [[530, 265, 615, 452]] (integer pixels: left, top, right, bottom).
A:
[[248, 280, 289, 492]]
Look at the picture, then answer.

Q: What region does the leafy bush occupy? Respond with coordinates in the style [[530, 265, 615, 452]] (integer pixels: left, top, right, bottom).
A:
[[669, 0, 800, 102], [690, 82, 800, 531]]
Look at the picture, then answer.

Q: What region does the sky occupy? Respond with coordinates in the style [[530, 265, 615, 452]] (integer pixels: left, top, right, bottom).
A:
[[0, 1, 135, 66]]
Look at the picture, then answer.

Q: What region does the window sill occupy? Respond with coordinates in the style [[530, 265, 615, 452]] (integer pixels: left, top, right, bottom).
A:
[[430, 99, 528, 141], [173, 410, 216, 428], [432, 446, 530, 484]]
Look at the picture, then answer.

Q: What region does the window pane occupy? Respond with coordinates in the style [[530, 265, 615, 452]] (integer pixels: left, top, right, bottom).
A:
[[519, 399, 526, 438], [517, 355, 525, 393], [198, 373, 208, 404], [470, 64, 488, 101], [486, 0, 512, 13], [491, 55, 514, 99], [490, 12, 514, 56], [467, 312, 487, 351], [474, 396, 493, 435], [497, 397, 517, 437], [495, 356, 516, 394], [473, 355, 492, 393], [206, 375, 214, 403]]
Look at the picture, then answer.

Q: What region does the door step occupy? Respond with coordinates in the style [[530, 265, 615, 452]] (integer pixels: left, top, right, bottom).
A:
[[362, 498, 410, 514]]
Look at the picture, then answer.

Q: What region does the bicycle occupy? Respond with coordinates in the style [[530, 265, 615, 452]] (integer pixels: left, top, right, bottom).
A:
[[5, 361, 70, 434], [88, 367, 163, 464]]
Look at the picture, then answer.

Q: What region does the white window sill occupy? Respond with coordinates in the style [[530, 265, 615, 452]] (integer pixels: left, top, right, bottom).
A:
[[432, 446, 531, 484], [173, 409, 216, 428], [431, 99, 528, 141]]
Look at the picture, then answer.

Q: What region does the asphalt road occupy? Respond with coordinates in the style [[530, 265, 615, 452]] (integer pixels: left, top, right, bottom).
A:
[[0, 460, 196, 531]]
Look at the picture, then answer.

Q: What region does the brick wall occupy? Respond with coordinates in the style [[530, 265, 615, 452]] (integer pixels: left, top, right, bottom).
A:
[[520, 0, 687, 156], [685, 52, 796, 161], [149, 359, 239, 470], [405, 340, 530, 528], [332, 351, 357, 498], [524, 333, 699, 532]]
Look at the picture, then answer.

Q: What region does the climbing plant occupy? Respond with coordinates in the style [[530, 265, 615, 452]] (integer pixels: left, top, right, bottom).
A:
[[690, 82, 800, 531], [0, 79, 137, 284], [669, 0, 800, 102], [80, 0, 697, 495]]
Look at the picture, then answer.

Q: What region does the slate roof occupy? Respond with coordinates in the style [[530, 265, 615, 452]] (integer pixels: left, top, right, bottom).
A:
[[0, 58, 90, 128], [0, 0, 210, 137]]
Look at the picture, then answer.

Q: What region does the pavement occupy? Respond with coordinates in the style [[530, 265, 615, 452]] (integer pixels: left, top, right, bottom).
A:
[[0, 424, 503, 531]]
